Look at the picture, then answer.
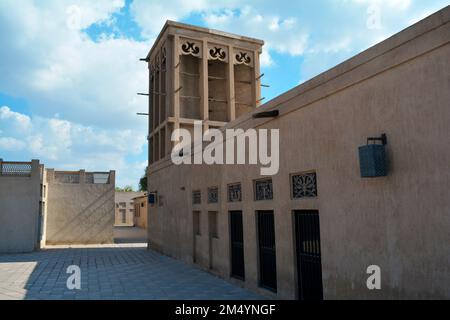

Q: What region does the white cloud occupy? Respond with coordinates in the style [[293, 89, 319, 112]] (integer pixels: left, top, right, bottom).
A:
[[129, 0, 446, 75], [0, 0, 149, 188], [130, 0, 241, 38], [0, 105, 146, 186], [0, 137, 26, 151], [0, 106, 31, 132], [260, 49, 274, 68], [348, 0, 412, 10], [0, 0, 149, 131], [201, 6, 309, 66], [130, 1, 309, 67], [308, 38, 353, 54]]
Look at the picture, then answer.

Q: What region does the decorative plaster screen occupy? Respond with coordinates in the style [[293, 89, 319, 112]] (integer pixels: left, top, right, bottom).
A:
[[228, 184, 242, 202], [208, 187, 219, 203], [0, 162, 32, 176], [254, 179, 273, 201], [180, 39, 202, 58], [292, 172, 318, 199]]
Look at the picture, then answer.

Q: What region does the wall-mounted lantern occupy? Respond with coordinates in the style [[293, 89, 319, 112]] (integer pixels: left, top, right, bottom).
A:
[[359, 134, 388, 178]]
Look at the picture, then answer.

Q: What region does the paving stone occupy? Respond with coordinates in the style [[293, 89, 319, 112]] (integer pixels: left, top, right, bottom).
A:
[[0, 245, 263, 300]]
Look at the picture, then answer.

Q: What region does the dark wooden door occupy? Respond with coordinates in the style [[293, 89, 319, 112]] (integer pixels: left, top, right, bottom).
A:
[[229, 211, 245, 280], [257, 211, 277, 292], [294, 210, 323, 300]]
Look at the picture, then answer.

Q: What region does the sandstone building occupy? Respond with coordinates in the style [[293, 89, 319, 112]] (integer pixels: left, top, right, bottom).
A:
[[115, 191, 146, 226], [145, 7, 450, 299], [133, 193, 148, 229]]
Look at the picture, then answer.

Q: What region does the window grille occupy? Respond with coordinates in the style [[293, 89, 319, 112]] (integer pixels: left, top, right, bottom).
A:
[[255, 179, 273, 201], [208, 187, 219, 203], [228, 184, 242, 202], [292, 172, 317, 199]]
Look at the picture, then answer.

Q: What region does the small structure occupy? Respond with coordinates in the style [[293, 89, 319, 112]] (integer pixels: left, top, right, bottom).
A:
[[114, 191, 145, 227], [45, 169, 115, 245], [132, 193, 148, 229]]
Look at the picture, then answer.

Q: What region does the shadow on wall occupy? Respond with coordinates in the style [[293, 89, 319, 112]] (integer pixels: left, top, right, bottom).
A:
[[45, 188, 115, 245]]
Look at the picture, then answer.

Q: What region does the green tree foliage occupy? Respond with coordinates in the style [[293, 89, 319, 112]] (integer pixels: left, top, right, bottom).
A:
[[115, 185, 134, 192], [139, 168, 147, 192]]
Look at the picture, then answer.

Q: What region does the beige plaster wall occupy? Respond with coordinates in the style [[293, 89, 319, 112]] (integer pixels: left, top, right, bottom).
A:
[[133, 196, 148, 229], [115, 191, 145, 227], [0, 160, 41, 253], [45, 170, 115, 245]]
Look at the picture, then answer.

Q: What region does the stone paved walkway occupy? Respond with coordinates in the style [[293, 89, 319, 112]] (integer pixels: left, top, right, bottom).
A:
[[113, 226, 147, 244], [0, 244, 263, 300]]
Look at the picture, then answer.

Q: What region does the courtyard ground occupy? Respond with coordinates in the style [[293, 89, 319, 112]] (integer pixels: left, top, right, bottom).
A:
[[113, 226, 147, 244], [0, 244, 263, 300]]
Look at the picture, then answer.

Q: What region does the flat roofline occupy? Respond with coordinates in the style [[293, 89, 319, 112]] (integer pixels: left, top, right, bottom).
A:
[[131, 194, 148, 200], [115, 191, 146, 194], [233, 5, 450, 124], [49, 170, 111, 174], [146, 20, 264, 60]]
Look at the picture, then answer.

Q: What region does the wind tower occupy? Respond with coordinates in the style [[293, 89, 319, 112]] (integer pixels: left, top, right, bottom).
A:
[[142, 21, 264, 166]]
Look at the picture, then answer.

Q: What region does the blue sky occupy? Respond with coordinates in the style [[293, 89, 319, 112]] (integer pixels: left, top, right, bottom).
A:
[[0, 0, 449, 189]]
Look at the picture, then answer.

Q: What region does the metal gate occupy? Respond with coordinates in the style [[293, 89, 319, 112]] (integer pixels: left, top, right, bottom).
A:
[[229, 211, 245, 280], [257, 211, 277, 292], [294, 210, 323, 300]]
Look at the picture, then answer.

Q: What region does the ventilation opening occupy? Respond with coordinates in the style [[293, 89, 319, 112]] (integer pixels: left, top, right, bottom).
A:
[[208, 60, 228, 122], [160, 57, 166, 124], [180, 55, 201, 119], [234, 64, 254, 118]]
